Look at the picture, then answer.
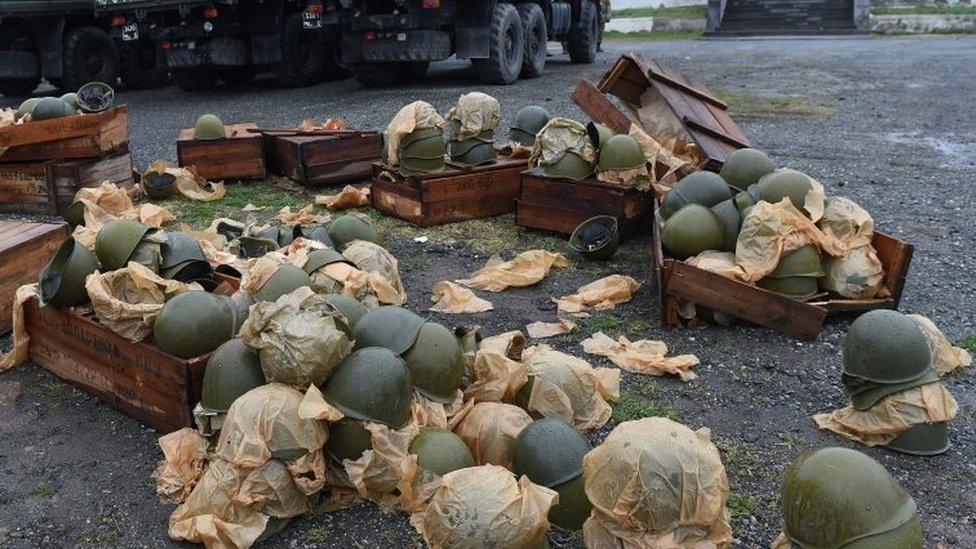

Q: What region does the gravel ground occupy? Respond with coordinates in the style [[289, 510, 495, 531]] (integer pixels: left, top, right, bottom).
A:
[[1, 36, 975, 548]]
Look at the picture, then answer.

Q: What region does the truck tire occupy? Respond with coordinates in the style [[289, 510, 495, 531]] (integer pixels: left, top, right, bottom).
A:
[[0, 78, 40, 97], [322, 31, 351, 80], [276, 12, 326, 87], [62, 27, 121, 90], [517, 3, 547, 79], [173, 70, 219, 92], [567, 1, 598, 64], [474, 3, 524, 85], [121, 41, 168, 89]]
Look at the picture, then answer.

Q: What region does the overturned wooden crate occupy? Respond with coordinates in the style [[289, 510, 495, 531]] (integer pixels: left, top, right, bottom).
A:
[[0, 152, 134, 216], [0, 221, 68, 334], [265, 130, 383, 187], [370, 156, 526, 226], [516, 170, 653, 238], [177, 122, 265, 181], [0, 106, 129, 163]]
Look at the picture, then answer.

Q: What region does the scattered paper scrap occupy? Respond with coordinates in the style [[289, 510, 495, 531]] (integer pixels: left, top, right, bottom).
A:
[[414, 236, 429, 243], [581, 332, 700, 381], [314, 185, 370, 211], [430, 281, 494, 314], [456, 250, 568, 292], [555, 274, 641, 314], [242, 203, 264, 212], [147, 160, 226, 202], [276, 203, 330, 225], [908, 314, 972, 376], [526, 318, 578, 339]]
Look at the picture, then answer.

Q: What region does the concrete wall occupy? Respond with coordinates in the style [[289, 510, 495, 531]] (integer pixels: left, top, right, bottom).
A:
[[871, 0, 972, 7], [872, 13, 976, 31], [605, 16, 707, 32]]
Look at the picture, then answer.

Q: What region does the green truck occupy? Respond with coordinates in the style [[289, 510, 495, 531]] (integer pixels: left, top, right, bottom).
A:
[[0, 0, 119, 95]]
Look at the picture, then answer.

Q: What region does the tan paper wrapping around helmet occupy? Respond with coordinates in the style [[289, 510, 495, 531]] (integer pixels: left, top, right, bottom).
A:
[[463, 348, 528, 403], [735, 198, 847, 282], [812, 383, 959, 446], [446, 91, 501, 140], [528, 117, 596, 167], [455, 249, 569, 292], [581, 332, 700, 381], [314, 185, 371, 211], [343, 416, 420, 511], [908, 314, 973, 376], [450, 401, 532, 468], [67, 181, 176, 249], [522, 345, 621, 431], [627, 124, 699, 191], [341, 240, 405, 297], [817, 197, 885, 298], [320, 261, 405, 306], [685, 251, 749, 282], [239, 253, 291, 295], [818, 197, 875, 246], [155, 427, 210, 504], [526, 318, 578, 339], [596, 163, 652, 191], [555, 274, 641, 315], [275, 203, 330, 225], [385, 101, 446, 166], [479, 330, 526, 360], [0, 284, 40, 372], [181, 223, 243, 271], [429, 281, 494, 313], [582, 418, 732, 548], [414, 465, 557, 549], [147, 159, 227, 202], [238, 288, 353, 388], [86, 262, 202, 341]]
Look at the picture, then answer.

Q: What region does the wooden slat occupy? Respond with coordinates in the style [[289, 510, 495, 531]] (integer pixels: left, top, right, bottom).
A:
[[177, 123, 265, 180], [571, 79, 633, 135], [0, 106, 127, 155], [1, 222, 68, 333]]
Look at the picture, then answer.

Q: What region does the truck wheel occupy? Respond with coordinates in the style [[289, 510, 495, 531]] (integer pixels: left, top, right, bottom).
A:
[[276, 12, 326, 87], [322, 31, 351, 80], [121, 42, 168, 89], [474, 3, 524, 85], [63, 27, 121, 90], [173, 70, 218, 92], [568, 1, 598, 64], [517, 3, 547, 79], [352, 63, 400, 88], [0, 78, 40, 97]]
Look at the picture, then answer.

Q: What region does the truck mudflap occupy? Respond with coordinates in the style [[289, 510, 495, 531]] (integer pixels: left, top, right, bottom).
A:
[[166, 37, 248, 68], [0, 51, 39, 79], [342, 30, 451, 64]]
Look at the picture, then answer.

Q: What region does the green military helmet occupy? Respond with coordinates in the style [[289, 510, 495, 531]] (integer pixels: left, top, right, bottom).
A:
[[352, 306, 426, 354], [154, 291, 235, 359], [401, 126, 442, 149], [237, 236, 279, 259], [303, 248, 351, 275], [449, 130, 496, 166], [324, 419, 374, 463], [756, 276, 820, 300], [719, 148, 776, 192], [733, 189, 756, 213], [60, 92, 80, 112], [781, 447, 921, 549], [757, 245, 824, 299], [299, 224, 334, 247], [94, 219, 151, 271], [740, 205, 755, 227], [321, 294, 368, 328], [256, 225, 295, 247], [597, 134, 644, 171], [328, 214, 382, 250], [549, 476, 590, 532], [409, 427, 475, 476], [31, 97, 70, 121], [509, 105, 550, 146], [544, 151, 593, 181], [252, 264, 312, 303], [322, 347, 413, 429], [200, 338, 265, 412], [569, 215, 620, 261], [884, 421, 950, 456], [161, 232, 207, 272], [661, 171, 733, 220], [61, 201, 86, 227], [77, 81, 115, 113], [756, 169, 813, 213], [711, 199, 740, 252], [142, 171, 177, 201], [402, 322, 463, 403], [586, 121, 615, 150], [661, 204, 725, 260], [15, 97, 40, 119], [194, 114, 226, 140], [38, 237, 100, 307], [399, 131, 447, 175]]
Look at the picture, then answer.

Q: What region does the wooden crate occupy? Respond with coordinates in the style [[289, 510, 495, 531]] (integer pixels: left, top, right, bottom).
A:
[[516, 170, 653, 238], [650, 200, 914, 340], [0, 152, 134, 216], [370, 156, 525, 226], [265, 131, 383, 187], [0, 106, 129, 162], [0, 221, 68, 334], [176, 123, 265, 181]]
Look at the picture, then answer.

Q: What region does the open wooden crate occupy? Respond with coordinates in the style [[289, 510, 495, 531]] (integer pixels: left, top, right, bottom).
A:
[[0, 151, 134, 215], [0, 106, 129, 163], [265, 130, 383, 187], [177, 122, 265, 181], [0, 221, 68, 334]]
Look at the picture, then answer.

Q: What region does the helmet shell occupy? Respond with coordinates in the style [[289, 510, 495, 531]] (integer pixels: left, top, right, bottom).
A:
[[95, 219, 151, 271], [31, 97, 70, 121], [661, 171, 732, 220], [757, 276, 820, 299], [39, 237, 100, 307], [193, 114, 226, 140], [733, 189, 756, 213], [154, 291, 235, 359], [253, 264, 312, 303], [843, 310, 932, 385], [399, 128, 447, 174], [719, 148, 776, 192], [352, 306, 425, 355], [450, 137, 497, 166], [237, 236, 279, 259], [327, 214, 383, 250], [77, 81, 114, 112], [60, 92, 80, 112], [324, 419, 373, 463], [597, 134, 645, 171], [767, 245, 824, 279], [782, 447, 919, 548], [884, 421, 950, 456], [544, 151, 593, 181], [586, 121, 615, 149], [62, 201, 86, 227], [200, 338, 265, 412], [711, 199, 740, 252], [510, 105, 550, 145], [549, 475, 592, 531], [321, 294, 368, 328], [569, 215, 620, 261], [142, 172, 177, 201], [303, 248, 351, 275], [513, 418, 589, 488], [322, 347, 413, 429], [756, 168, 813, 212], [161, 231, 207, 271], [661, 204, 725, 260], [299, 225, 334, 247], [15, 97, 40, 119], [402, 322, 463, 403], [409, 427, 475, 476]]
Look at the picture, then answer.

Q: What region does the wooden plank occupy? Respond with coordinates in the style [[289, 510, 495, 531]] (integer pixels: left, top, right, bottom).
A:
[[571, 79, 633, 135], [176, 123, 265, 180], [0, 106, 127, 155], [0, 153, 133, 215], [0, 222, 67, 333]]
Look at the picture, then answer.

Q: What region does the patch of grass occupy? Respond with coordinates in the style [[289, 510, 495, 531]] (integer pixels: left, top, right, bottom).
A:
[[18, 379, 81, 400], [163, 180, 312, 228], [578, 314, 650, 336], [776, 432, 804, 450], [74, 523, 120, 547], [611, 392, 680, 423], [957, 334, 976, 356], [305, 526, 330, 543], [715, 90, 837, 119], [27, 481, 56, 499], [375, 213, 566, 256], [872, 5, 976, 15], [604, 30, 703, 41], [400, 254, 431, 271], [727, 492, 758, 520], [613, 5, 707, 18]]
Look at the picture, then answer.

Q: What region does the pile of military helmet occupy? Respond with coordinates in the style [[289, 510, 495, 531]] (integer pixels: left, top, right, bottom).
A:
[[9, 81, 115, 122], [526, 114, 647, 184]]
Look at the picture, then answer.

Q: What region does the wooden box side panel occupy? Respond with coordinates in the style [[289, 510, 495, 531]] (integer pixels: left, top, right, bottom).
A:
[[371, 180, 426, 224], [264, 135, 305, 181], [0, 223, 68, 333], [0, 106, 127, 155], [177, 124, 265, 180], [49, 152, 134, 212], [304, 158, 377, 186], [301, 133, 383, 167], [516, 173, 652, 237], [0, 163, 54, 214]]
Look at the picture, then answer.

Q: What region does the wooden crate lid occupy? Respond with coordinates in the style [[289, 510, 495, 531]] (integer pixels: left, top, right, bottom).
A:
[[0, 106, 128, 157], [0, 220, 68, 254], [177, 122, 260, 142]]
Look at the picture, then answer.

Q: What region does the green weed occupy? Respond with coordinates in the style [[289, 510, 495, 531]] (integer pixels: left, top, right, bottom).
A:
[[957, 334, 976, 356], [715, 91, 837, 119], [872, 5, 976, 15], [727, 492, 758, 520], [27, 481, 56, 499], [612, 5, 707, 18], [611, 393, 680, 423], [603, 30, 703, 41]]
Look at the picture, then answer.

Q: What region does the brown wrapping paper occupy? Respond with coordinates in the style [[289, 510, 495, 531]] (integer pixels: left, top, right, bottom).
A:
[[456, 250, 569, 292], [429, 281, 494, 313], [908, 314, 972, 376], [155, 428, 210, 504], [522, 345, 621, 431], [147, 160, 227, 202], [320, 261, 405, 306], [275, 203, 329, 225], [384, 101, 445, 166], [0, 284, 40, 372], [463, 348, 528, 403], [529, 117, 596, 167], [479, 330, 526, 361], [555, 275, 641, 315], [817, 197, 884, 298], [581, 332, 701, 381], [314, 185, 371, 210], [451, 401, 532, 469], [341, 240, 405, 300], [446, 92, 501, 139]]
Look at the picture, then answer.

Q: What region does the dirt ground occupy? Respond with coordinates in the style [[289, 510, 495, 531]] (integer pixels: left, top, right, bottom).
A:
[[1, 36, 975, 548]]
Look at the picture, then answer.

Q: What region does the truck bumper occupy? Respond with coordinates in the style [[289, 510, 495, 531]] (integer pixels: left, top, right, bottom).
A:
[[165, 36, 248, 69], [0, 51, 39, 79], [341, 29, 452, 64]]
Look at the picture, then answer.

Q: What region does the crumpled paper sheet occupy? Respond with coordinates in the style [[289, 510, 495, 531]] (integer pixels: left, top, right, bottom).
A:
[[414, 465, 556, 549], [909, 314, 972, 376], [0, 107, 19, 126], [526, 318, 578, 338], [342, 240, 405, 301], [686, 251, 749, 282], [813, 383, 958, 446], [429, 281, 493, 313], [314, 185, 370, 211], [155, 428, 210, 504], [463, 348, 528, 403], [555, 275, 641, 315], [479, 330, 526, 361], [276, 203, 329, 225], [455, 250, 569, 292], [182, 223, 243, 271], [522, 345, 620, 431], [86, 262, 201, 341], [69, 181, 175, 249], [581, 332, 700, 382], [450, 401, 532, 468], [238, 287, 353, 388], [385, 100, 445, 166], [735, 199, 847, 282], [298, 118, 347, 132], [818, 196, 874, 246], [321, 261, 405, 306], [596, 163, 652, 191], [446, 91, 500, 139], [147, 160, 226, 202], [343, 418, 420, 511], [0, 284, 41, 371], [582, 417, 731, 547], [529, 117, 596, 168], [822, 244, 885, 299], [239, 253, 291, 296], [628, 124, 698, 192]]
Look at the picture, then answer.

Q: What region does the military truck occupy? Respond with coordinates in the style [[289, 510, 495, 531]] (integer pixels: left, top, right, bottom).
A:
[[97, 0, 348, 91], [92, 0, 174, 89], [0, 0, 119, 95], [340, 0, 607, 87]]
